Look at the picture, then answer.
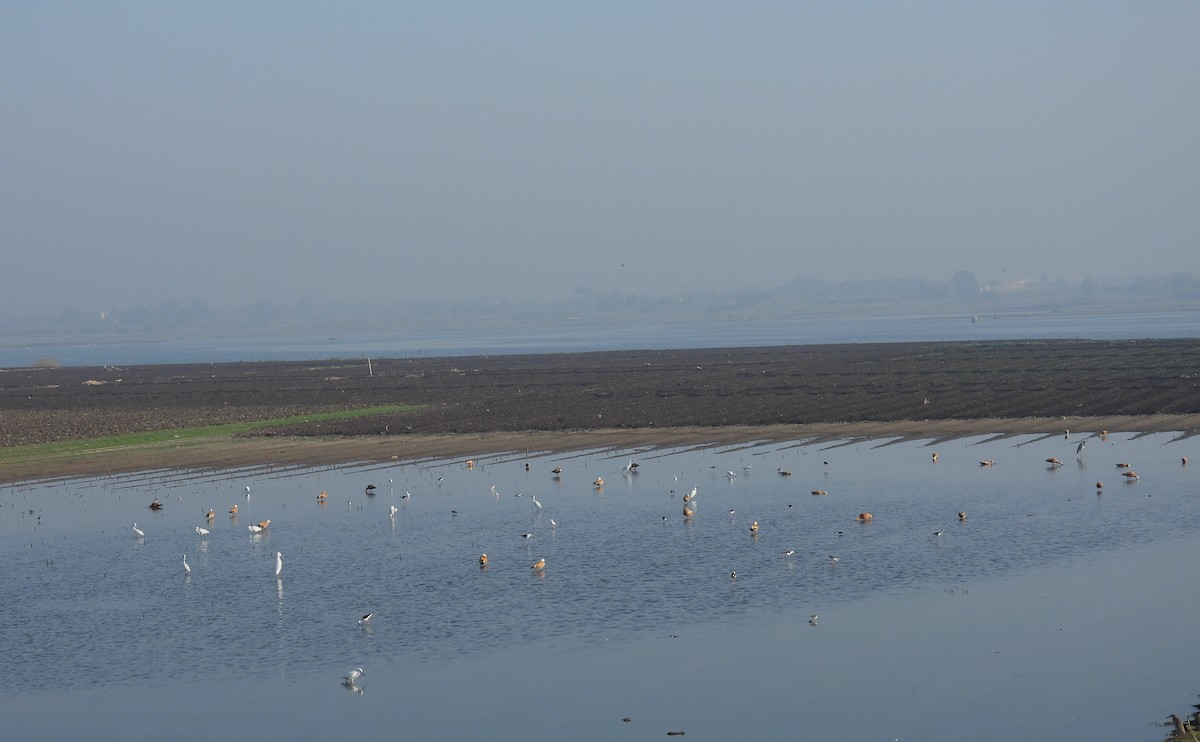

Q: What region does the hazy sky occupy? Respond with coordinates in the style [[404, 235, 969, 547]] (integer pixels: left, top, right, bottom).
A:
[[3, 2, 1198, 315]]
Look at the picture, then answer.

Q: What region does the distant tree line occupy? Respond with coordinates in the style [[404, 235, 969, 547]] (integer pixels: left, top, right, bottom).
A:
[[2, 271, 1198, 339]]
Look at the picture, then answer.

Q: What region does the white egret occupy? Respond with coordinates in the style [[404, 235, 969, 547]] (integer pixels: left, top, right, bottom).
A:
[[195, 526, 209, 537], [343, 667, 365, 684], [248, 524, 263, 534], [275, 551, 283, 576], [183, 554, 191, 574], [389, 505, 398, 517], [131, 523, 145, 538], [550, 518, 557, 529], [532, 496, 542, 511]]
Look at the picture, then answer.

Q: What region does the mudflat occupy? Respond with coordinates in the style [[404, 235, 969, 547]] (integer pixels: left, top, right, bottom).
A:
[[2, 338, 1198, 481]]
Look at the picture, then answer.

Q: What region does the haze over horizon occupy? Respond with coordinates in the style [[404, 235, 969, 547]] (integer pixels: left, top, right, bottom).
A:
[[3, 3, 1197, 317]]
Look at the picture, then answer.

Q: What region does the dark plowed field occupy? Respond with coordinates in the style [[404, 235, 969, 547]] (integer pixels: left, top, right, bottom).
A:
[[2, 339, 1199, 447]]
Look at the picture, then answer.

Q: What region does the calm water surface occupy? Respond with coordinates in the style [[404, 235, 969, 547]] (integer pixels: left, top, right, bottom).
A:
[[2, 432, 1198, 741], [2, 309, 1197, 366]]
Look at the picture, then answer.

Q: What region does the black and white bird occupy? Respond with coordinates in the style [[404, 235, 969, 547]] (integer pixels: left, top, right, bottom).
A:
[[359, 613, 373, 625]]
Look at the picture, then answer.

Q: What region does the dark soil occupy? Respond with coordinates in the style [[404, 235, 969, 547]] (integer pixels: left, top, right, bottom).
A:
[[2, 338, 1199, 447]]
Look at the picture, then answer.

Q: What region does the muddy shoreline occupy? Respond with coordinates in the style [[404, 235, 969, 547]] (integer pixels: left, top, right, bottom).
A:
[[3, 339, 1198, 481]]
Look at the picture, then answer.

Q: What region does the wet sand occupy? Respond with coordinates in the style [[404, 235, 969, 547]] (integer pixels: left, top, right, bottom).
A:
[[5, 414, 1198, 484]]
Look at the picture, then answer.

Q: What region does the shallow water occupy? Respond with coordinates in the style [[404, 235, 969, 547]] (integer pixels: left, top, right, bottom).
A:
[[2, 432, 1197, 741]]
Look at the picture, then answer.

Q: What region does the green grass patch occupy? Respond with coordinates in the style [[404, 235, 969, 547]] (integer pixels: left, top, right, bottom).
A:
[[0, 404, 420, 464]]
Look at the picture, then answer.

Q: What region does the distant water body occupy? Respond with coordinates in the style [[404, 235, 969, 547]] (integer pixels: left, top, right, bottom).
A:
[[1, 309, 1197, 367]]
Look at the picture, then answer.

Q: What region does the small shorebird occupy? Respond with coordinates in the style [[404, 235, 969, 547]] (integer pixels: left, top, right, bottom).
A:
[[1116, 463, 1131, 468], [979, 460, 995, 467], [551, 466, 562, 474], [932, 529, 944, 537], [359, 613, 373, 625]]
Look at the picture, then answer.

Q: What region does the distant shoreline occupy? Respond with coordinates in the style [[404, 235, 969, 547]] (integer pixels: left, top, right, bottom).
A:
[[3, 339, 1199, 482], [2, 416, 1196, 484]]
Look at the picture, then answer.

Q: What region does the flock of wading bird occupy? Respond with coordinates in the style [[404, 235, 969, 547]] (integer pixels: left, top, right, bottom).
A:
[[126, 429, 1189, 692]]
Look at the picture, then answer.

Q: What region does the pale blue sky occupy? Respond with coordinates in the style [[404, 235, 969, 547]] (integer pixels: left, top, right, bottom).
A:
[[2, 2, 1197, 314]]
